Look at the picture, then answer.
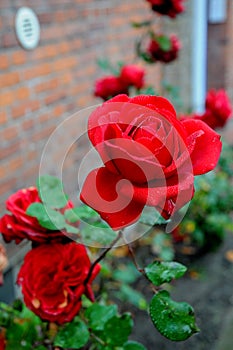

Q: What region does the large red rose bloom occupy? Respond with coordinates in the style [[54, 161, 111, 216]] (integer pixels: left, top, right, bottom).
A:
[[80, 94, 222, 230], [17, 243, 100, 324]]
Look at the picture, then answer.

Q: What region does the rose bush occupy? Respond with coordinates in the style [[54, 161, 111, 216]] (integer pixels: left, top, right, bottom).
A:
[[146, 0, 185, 18], [80, 94, 222, 230], [17, 242, 100, 324], [94, 75, 128, 101], [119, 64, 145, 90], [195, 89, 232, 129], [147, 34, 181, 63], [0, 187, 73, 244]]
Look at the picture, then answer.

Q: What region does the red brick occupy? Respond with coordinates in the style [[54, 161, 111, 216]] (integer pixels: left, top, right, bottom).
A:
[[45, 91, 66, 105], [0, 72, 20, 88], [12, 51, 27, 65], [0, 55, 9, 69], [24, 64, 51, 80], [2, 126, 18, 141], [8, 156, 23, 172], [0, 91, 14, 107], [0, 112, 7, 125], [35, 78, 59, 93], [22, 119, 34, 131], [16, 87, 30, 100], [11, 101, 40, 119], [0, 142, 21, 160], [2, 33, 18, 48]]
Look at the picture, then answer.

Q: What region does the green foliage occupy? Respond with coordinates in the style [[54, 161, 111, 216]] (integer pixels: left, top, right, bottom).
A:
[[0, 303, 43, 350], [37, 175, 68, 209], [85, 304, 118, 331], [156, 36, 172, 52], [96, 58, 122, 75], [123, 341, 147, 350], [145, 261, 187, 286], [54, 317, 89, 349], [152, 232, 175, 261], [131, 20, 152, 28], [150, 291, 199, 341], [177, 167, 233, 252], [26, 202, 66, 230], [115, 284, 148, 311]]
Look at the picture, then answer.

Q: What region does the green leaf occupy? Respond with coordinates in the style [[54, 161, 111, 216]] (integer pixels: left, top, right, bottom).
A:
[[140, 207, 169, 226], [81, 224, 117, 246], [112, 262, 140, 284], [131, 20, 152, 28], [145, 261, 187, 286], [156, 36, 172, 52], [150, 291, 199, 341], [5, 305, 41, 349], [65, 205, 99, 223], [116, 285, 148, 311], [85, 303, 118, 331], [26, 203, 66, 230], [103, 313, 133, 346], [152, 232, 174, 261], [123, 341, 147, 350], [54, 317, 89, 349], [37, 175, 68, 209]]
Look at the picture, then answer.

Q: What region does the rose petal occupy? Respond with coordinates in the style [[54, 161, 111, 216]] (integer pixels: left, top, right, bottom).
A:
[[80, 167, 145, 230], [182, 119, 222, 175]]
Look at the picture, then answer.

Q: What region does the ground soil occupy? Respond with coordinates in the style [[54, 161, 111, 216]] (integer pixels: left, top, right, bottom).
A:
[[128, 232, 233, 350]]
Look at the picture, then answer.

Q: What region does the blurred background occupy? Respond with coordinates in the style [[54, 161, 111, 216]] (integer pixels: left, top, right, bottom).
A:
[[0, 1, 233, 349]]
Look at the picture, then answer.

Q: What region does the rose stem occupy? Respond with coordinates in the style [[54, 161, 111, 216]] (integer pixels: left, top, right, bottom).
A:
[[84, 230, 123, 285]]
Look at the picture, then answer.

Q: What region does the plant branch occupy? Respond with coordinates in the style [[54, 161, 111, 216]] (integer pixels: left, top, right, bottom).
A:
[[84, 230, 123, 285]]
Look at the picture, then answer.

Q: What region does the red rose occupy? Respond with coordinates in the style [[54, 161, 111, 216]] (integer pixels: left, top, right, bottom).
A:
[[147, 34, 181, 63], [146, 0, 185, 18], [0, 187, 73, 244], [80, 94, 222, 230], [119, 64, 145, 90], [17, 242, 100, 324], [195, 89, 232, 129], [94, 75, 128, 101]]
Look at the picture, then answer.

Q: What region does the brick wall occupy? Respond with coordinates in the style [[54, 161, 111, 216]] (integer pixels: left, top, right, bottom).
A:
[[0, 0, 156, 214]]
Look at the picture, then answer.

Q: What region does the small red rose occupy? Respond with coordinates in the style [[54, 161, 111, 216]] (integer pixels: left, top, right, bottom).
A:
[[94, 75, 128, 101], [17, 242, 100, 324], [146, 0, 185, 18], [147, 34, 181, 63], [80, 94, 222, 230], [196, 89, 232, 129], [0, 187, 73, 244], [119, 64, 145, 90]]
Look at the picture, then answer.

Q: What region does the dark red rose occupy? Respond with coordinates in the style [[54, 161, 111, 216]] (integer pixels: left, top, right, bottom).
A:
[[0, 187, 73, 244], [147, 34, 181, 63], [80, 94, 222, 230], [94, 75, 128, 101], [195, 89, 232, 129], [146, 0, 185, 18], [17, 242, 100, 324], [119, 64, 145, 90]]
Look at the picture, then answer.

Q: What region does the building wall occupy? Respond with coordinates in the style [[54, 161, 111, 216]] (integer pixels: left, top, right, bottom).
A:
[[0, 0, 157, 215]]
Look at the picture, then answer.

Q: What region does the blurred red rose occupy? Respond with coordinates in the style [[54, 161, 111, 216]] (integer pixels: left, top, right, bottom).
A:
[[119, 64, 145, 89], [80, 94, 222, 230], [94, 75, 128, 101], [17, 242, 100, 324], [0, 187, 73, 244], [196, 89, 232, 129], [146, 0, 185, 18], [147, 34, 181, 63]]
